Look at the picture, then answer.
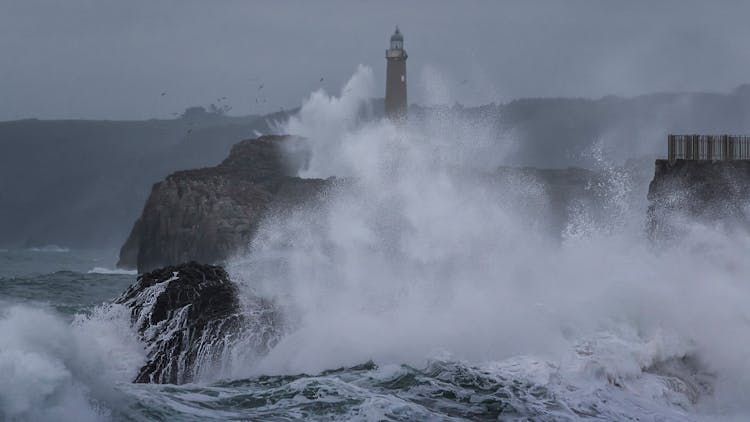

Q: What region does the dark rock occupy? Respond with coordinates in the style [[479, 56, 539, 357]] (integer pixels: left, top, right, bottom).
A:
[[117, 135, 332, 273], [115, 261, 281, 384], [647, 159, 750, 238]]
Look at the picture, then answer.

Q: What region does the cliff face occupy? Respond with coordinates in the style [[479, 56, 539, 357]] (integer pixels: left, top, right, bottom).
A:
[[647, 159, 750, 238], [118, 135, 330, 273]]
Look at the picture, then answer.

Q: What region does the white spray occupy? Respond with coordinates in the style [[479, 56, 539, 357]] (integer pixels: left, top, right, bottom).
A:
[[228, 65, 750, 418], [0, 303, 144, 421]]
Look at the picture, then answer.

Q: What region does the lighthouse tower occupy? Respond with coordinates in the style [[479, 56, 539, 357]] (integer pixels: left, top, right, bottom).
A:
[[385, 26, 407, 120]]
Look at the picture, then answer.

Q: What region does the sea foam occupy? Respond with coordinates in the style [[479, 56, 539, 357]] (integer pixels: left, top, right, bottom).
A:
[[87, 267, 137, 276], [0, 303, 143, 421]]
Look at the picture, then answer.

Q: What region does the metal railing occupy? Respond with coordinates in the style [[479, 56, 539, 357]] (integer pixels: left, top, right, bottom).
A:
[[668, 134, 750, 162]]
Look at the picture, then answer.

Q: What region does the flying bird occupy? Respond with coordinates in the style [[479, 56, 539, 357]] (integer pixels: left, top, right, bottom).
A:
[[320, 77, 324, 83], [258, 84, 264, 91], [161, 92, 167, 96]]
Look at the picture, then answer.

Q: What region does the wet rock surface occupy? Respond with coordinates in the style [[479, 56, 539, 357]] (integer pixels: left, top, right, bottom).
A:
[[115, 261, 280, 384]]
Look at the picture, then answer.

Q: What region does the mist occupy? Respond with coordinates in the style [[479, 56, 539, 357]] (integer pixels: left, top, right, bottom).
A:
[[221, 67, 750, 418]]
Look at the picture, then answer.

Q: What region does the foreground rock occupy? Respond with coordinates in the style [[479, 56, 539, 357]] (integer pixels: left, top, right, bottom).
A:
[[647, 159, 750, 238], [118, 135, 331, 273], [115, 261, 281, 384]]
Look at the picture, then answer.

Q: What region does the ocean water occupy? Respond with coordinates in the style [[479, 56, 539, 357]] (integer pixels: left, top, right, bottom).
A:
[[3, 67, 750, 421], [0, 243, 743, 421], [0, 249, 133, 315]]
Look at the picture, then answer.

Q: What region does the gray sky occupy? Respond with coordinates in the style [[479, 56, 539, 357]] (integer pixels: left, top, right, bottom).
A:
[[2, 0, 750, 121]]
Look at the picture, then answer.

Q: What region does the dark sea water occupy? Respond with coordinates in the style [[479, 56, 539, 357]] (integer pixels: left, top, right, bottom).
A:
[[0, 249, 133, 316]]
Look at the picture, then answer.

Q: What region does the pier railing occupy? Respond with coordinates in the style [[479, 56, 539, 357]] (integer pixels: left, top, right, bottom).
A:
[[668, 134, 750, 162]]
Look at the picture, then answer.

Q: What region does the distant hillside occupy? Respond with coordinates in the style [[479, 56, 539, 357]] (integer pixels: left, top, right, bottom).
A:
[[414, 85, 750, 168], [2, 88, 750, 252], [0, 109, 293, 250]]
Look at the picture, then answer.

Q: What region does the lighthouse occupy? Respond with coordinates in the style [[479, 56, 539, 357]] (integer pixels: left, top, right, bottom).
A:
[[385, 26, 407, 120]]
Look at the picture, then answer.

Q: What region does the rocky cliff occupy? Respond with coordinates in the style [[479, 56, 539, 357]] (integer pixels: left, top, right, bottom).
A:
[[118, 135, 331, 273], [647, 159, 750, 238]]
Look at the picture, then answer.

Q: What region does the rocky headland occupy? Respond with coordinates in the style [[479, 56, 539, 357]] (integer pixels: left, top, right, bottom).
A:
[[117, 135, 332, 273]]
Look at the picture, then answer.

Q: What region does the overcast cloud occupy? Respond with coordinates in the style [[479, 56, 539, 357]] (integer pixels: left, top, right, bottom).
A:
[[2, 0, 750, 120]]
